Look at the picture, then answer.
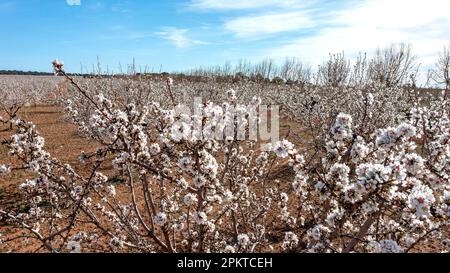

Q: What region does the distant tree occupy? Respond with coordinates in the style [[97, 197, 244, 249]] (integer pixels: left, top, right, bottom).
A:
[[317, 52, 351, 87], [428, 45, 450, 98], [368, 43, 417, 87]]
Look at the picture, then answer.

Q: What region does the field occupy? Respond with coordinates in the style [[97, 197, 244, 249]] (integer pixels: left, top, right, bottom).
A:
[[0, 47, 449, 253]]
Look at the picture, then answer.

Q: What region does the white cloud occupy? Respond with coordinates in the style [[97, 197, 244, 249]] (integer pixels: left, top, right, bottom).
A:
[[183, 0, 449, 76], [156, 27, 209, 48], [188, 0, 300, 10], [225, 12, 314, 38], [66, 0, 81, 6], [266, 0, 450, 69]]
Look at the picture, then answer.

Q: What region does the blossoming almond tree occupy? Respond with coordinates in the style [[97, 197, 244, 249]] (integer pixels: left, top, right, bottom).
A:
[[0, 60, 448, 253], [0, 75, 61, 130]]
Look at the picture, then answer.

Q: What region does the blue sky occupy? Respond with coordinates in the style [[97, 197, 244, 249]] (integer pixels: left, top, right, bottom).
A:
[[0, 0, 449, 73]]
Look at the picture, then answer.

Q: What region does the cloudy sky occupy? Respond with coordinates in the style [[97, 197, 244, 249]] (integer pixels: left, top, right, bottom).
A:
[[0, 0, 449, 74]]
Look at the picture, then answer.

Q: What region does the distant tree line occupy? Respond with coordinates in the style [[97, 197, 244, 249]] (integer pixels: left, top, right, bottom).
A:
[[181, 43, 423, 88], [0, 70, 54, 76], [0, 70, 94, 77]]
